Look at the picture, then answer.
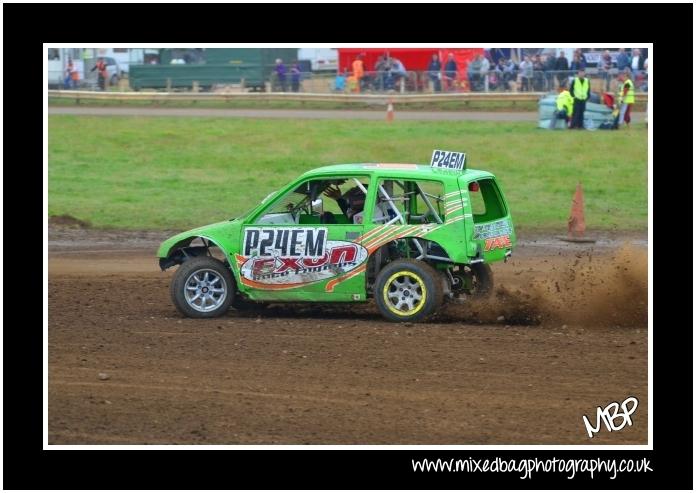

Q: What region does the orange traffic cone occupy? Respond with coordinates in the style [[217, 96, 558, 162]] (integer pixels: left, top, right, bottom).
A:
[[558, 182, 596, 243], [386, 99, 394, 122]]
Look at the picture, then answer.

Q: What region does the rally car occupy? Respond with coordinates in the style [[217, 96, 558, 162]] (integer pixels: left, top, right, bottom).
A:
[[157, 150, 516, 322]]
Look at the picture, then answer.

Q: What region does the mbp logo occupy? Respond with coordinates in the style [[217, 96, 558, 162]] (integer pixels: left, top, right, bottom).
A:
[[582, 396, 639, 439]]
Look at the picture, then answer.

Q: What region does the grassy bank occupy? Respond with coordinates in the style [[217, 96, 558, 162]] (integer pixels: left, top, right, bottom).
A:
[[48, 115, 648, 231]]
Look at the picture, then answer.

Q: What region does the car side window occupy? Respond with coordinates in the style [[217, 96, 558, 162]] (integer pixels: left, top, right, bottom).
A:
[[253, 176, 369, 225], [372, 179, 444, 225], [470, 179, 507, 223]]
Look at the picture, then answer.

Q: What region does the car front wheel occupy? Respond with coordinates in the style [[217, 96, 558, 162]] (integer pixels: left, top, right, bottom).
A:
[[170, 256, 234, 318]]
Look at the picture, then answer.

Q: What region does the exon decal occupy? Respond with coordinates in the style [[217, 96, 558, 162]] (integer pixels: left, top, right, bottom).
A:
[[241, 228, 368, 286], [484, 235, 512, 251]]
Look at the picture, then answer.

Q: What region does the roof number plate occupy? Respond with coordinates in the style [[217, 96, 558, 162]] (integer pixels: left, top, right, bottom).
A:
[[430, 150, 466, 171]]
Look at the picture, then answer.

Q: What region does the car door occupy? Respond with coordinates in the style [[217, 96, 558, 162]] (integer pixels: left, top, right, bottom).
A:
[[460, 176, 515, 263], [237, 176, 370, 302]]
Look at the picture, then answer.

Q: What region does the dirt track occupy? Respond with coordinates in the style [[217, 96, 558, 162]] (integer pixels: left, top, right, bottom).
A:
[[48, 227, 648, 445]]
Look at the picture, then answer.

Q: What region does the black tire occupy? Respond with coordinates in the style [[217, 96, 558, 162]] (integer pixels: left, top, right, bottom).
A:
[[170, 256, 234, 318], [374, 259, 443, 323], [110, 75, 119, 87], [453, 263, 493, 298]]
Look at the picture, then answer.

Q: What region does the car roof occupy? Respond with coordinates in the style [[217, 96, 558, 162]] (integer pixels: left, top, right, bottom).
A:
[[299, 163, 495, 182]]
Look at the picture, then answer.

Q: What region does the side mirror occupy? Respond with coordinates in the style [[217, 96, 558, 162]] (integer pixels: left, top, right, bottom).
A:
[[311, 198, 323, 215]]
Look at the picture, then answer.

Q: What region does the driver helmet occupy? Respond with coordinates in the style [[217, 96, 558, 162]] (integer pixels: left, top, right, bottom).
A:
[[343, 185, 366, 212]]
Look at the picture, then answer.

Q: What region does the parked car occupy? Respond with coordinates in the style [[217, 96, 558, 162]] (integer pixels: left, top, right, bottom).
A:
[[157, 151, 516, 322]]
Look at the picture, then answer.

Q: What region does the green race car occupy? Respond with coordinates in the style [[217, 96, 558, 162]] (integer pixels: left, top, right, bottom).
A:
[[157, 151, 515, 322]]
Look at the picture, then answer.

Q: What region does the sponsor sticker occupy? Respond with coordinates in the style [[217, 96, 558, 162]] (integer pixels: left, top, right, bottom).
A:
[[473, 219, 512, 240], [241, 227, 368, 287], [484, 235, 512, 251]]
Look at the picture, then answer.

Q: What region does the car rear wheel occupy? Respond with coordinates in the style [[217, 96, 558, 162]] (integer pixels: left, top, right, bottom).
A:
[[455, 263, 493, 298], [374, 259, 443, 323], [170, 256, 234, 318]]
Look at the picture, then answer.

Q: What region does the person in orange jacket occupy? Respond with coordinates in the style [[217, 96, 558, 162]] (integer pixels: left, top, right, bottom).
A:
[[70, 61, 80, 87], [91, 57, 108, 91], [64, 58, 76, 89], [352, 54, 365, 93]]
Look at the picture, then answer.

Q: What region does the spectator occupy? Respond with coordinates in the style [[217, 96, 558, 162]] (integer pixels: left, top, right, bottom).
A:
[[391, 57, 407, 91], [487, 68, 500, 91], [353, 53, 366, 92], [550, 81, 573, 129], [334, 70, 347, 92], [382, 55, 396, 90], [352, 53, 365, 92], [616, 69, 635, 128], [427, 53, 442, 92], [519, 55, 533, 92], [480, 54, 490, 91], [467, 54, 483, 91], [616, 48, 630, 71], [630, 48, 644, 80], [495, 57, 506, 74], [501, 58, 516, 90], [90, 57, 108, 91], [555, 51, 569, 86], [569, 68, 591, 129], [642, 57, 648, 91], [375, 55, 389, 91], [544, 51, 557, 91], [532, 54, 544, 91], [599, 50, 613, 92], [575, 49, 588, 69], [274, 58, 287, 92], [569, 53, 585, 72], [346, 74, 359, 93], [443, 53, 458, 91], [489, 59, 503, 91], [64, 57, 77, 89], [290, 61, 301, 92]]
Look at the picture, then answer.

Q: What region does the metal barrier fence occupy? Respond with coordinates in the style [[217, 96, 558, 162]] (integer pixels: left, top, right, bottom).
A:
[[48, 90, 649, 107], [328, 69, 648, 94], [52, 69, 648, 95]]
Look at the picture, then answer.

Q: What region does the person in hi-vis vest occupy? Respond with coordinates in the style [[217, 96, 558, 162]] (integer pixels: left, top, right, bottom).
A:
[[617, 69, 635, 128], [569, 69, 591, 129], [550, 81, 573, 129]]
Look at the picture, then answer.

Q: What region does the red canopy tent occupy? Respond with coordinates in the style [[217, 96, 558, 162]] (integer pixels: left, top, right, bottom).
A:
[[337, 48, 485, 90]]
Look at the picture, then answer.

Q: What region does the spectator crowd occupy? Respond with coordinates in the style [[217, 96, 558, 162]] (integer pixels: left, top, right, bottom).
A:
[[334, 48, 648, 94]]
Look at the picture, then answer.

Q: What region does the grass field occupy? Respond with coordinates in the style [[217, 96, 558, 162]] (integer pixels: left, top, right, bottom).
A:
[[48, 115, 648, 231]]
